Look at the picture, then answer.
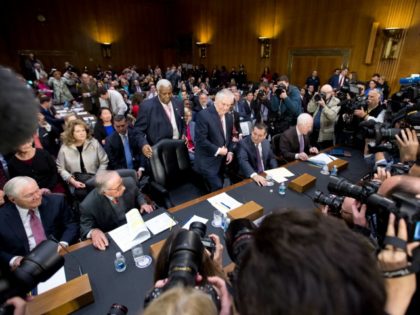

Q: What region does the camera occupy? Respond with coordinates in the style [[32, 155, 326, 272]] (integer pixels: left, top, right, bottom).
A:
[[327, 176, 381, 205], [274, 84, 287, 97], [107, 303, 128, 315], [144, 229, 220, 310], [313, 190, 344, 216], [313, 92, 326, 103], [257, 89, 266, 98], [189, 222, 216, 257]]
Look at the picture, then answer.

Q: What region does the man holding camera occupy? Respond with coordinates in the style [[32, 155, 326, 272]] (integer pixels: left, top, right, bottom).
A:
[[307, 84, 340, 149], [270, 75, 302, 132], [354, 89, 385, 123]]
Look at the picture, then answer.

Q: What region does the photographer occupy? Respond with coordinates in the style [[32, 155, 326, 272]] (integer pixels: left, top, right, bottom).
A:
[[251, 89, 270, 125], [307, 84, 340, 149], [270, 75, 302, 132], [354, 89, 385, 123]]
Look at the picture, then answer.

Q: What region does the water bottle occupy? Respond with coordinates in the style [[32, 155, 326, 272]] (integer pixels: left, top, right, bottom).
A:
[[114, 252, 126, 272], [222, 214, 231, 231], [330, 165, 338, 176], [278, 182, 286, 195]]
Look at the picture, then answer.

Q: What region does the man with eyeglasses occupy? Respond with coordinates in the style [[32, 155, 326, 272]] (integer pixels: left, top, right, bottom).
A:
[[80, 170, 154, 250], [0, 176, 78, 270]]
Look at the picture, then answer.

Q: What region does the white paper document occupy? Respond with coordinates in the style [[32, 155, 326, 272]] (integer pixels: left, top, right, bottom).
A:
[[145, 212, 177, 235], [307, 153, 337, 166], [207, 193, 243, 214], [182, 215, 208, 229], [265, 167, 295, 183], [37, 267, 66, 294], [109, 208, 151, 252]]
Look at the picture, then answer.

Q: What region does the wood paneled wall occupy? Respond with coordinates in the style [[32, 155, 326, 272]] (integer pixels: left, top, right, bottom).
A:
[[1, 0, 419, 91]]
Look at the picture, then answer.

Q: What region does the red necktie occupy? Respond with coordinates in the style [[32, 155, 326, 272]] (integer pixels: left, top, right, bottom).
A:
[[33, 133, 43, 149], [29, 209, 46, 245], [255, 144, 264, 173], [112, 197, 119, 204]]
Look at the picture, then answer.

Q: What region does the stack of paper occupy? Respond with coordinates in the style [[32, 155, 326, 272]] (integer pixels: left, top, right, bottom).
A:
[[109, 208, 151, 252], [207, 193, 243, 214], [145, 212, 177, 235], [307, 153, 337, 166], [264, 167, 295, 183]]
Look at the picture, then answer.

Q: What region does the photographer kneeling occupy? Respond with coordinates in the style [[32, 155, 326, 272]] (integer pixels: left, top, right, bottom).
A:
[[307, 84, 340, 149]]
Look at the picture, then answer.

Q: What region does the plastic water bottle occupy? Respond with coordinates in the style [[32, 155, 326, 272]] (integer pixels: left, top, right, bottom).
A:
[[222, 215, 231, 231], [278, 182, 286, 195], [114, 252, 126, 272], [330, 165, 338, 176]]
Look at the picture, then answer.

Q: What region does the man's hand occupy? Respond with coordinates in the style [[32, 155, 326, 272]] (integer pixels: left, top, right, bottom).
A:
[[142, 144, 153, 158], [208, 234, 224, 269], [226, 152, 233, 164], [395, 128, 419, 162], [354, 107, 367, 118], [140, 203, 154, 214], [350, 202, 368, 228], [309, 147, 319, 154], [39, 188, 51, 195], [374, 167, 391, 183], [4, 297, 26, 315], [378, 213, 420, 315], [279, 91, 287, 99], [252, 174, 267, 186], [91, 229, 109, 251], [219, 146, 228, 156], [207, 276, 233, 315], [317, 98, 326, 107], [297, 152, 309, 161]]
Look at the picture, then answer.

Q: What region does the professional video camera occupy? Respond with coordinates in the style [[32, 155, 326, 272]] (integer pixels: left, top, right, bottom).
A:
[[326, 176, 420, 242], [313, 190, 344, 216], [0, 240, 64, 315], [143, 228, 220, 310]]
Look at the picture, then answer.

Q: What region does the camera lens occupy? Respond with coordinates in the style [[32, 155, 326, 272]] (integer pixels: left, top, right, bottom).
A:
[[225, 219, 256, 264], [107, 303, 128, 315], [190, 221, 207, 238], [327, 176, 363, 200]]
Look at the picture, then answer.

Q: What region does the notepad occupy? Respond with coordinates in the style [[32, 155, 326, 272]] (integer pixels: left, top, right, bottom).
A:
[[307, 153, 337, 166], [265, 167, 294, 182], [208, 193, 243, 214], [145, 212, 177, 235], [109, 209, 151, 252]]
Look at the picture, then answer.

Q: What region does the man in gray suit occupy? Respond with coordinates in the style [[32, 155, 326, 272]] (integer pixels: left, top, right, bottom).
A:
[[80, 171, 154, 250]]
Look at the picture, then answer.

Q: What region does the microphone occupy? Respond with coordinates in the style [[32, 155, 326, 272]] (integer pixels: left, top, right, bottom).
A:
[[48, 235, 83, 276], [0, 67, 39, 154]]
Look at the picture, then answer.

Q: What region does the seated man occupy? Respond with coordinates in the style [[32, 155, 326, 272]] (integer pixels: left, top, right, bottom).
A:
[[278, 113, 319, 161], [237, 123, 278, 186], [79, 170, 154, 250], [0, 177, 78, 270]]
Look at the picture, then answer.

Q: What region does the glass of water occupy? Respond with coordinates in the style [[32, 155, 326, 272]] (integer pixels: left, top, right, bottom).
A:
[[212, 210, 223, 228], [132, 245, 152, 269]]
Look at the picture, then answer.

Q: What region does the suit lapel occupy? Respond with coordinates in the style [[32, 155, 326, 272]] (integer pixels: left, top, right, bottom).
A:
[[210, 106, 226, 142], [6, 204, 30, 252]]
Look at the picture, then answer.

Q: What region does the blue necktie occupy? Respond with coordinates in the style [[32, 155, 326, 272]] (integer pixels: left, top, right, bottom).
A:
[[122, 135, 133, 169]]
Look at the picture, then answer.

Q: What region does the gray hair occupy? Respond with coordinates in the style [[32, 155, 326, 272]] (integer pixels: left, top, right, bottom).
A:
[[215, 88, 234, 104], [297, 113, 313, 126], [95, 170, 119, 193], [156, 79, 172, 92], [4, 176, 37, 198]]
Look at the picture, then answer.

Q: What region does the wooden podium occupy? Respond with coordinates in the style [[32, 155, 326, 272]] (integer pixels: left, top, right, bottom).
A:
[[26, 274, 94, 315]]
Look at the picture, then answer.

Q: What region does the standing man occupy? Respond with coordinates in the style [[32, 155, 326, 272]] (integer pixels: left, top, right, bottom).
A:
[[194, 89, 235, 192], [307, 84, 340, 149], [330, 67, 349, 90], [305, 70, 320, 92], [278, 113, 319, 161], [0, 177, 78, 269], [134, 79, 184, 159], [270, 75, 302, 132], [98, 87, 127, 116], [237, 123, 278, 186], [79, 73, 99, 114]]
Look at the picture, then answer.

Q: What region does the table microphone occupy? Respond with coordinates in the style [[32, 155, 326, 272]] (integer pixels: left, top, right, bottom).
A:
[[48, 235, 83, 276]]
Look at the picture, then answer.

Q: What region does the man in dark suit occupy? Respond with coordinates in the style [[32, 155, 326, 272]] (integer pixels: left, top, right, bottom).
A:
[[105, 115, 145, 176], [134, 79, 185, 159], [0, 176, 78, 269], [279, 113, 319, 162], [194, 89, 235, 192], [79, 171, 154, 250], [329, 67, 349, 90], [78, 73, 99, 114], [237, 91, 253, 122], [238, 123, 278, 186], [39, 95, 64, 132]]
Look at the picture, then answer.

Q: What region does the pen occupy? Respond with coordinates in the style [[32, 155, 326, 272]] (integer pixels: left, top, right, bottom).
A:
[[220, 202, 231, 209]]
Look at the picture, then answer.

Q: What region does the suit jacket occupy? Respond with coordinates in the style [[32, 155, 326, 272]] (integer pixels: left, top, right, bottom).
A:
[[329, 74, 350, 90], [104, 128, 144, 170], [78, 82, 99, 113], [238, 136, 278, 177], [194, 105, 233, 176], [39, 106, 64, 132], [134, 96, 184, 148], [79, 177, 146, 238], [279, 126, 310, 161], [0, 194, 78, 266], [237, 100, 252, 121]]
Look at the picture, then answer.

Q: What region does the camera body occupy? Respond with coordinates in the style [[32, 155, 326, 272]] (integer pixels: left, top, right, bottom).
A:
[[190, 222, 216, 257], [274, 84, 287, 97], [313, 92, 326, 103]]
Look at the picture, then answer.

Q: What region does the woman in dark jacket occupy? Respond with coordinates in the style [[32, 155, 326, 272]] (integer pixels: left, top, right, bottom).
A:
[[93, 107, 115, 145]]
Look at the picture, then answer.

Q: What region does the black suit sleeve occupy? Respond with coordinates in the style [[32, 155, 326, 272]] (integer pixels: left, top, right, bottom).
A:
[[279, 133, 296, 161]]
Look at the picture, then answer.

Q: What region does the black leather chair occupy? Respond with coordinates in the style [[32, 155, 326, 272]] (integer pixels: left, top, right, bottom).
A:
[[149, 139, 206, 208]]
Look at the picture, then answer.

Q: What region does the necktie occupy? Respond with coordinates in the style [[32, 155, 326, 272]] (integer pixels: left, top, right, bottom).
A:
[[33, 132, 43, 149], [122, 135, 133, 169], [339, 76, 344, 87], [299, 134, 305, 153], [28, 209, 46, 245], [112, 197, 119, 205], [255, 144, 264, 173], [220, 116, 226, 139], [163, 104, 172, 121]]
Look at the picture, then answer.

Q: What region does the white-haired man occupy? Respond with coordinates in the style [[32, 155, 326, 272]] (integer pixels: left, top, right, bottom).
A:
[[0, 177, 78, 269], [278, 113, 319, 161], [134, 79, 185, 158], [79, 171, 154, 250]]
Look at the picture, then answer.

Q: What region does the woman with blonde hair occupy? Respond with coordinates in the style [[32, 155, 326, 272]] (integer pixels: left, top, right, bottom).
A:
[[57, 119, 108, 199]]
